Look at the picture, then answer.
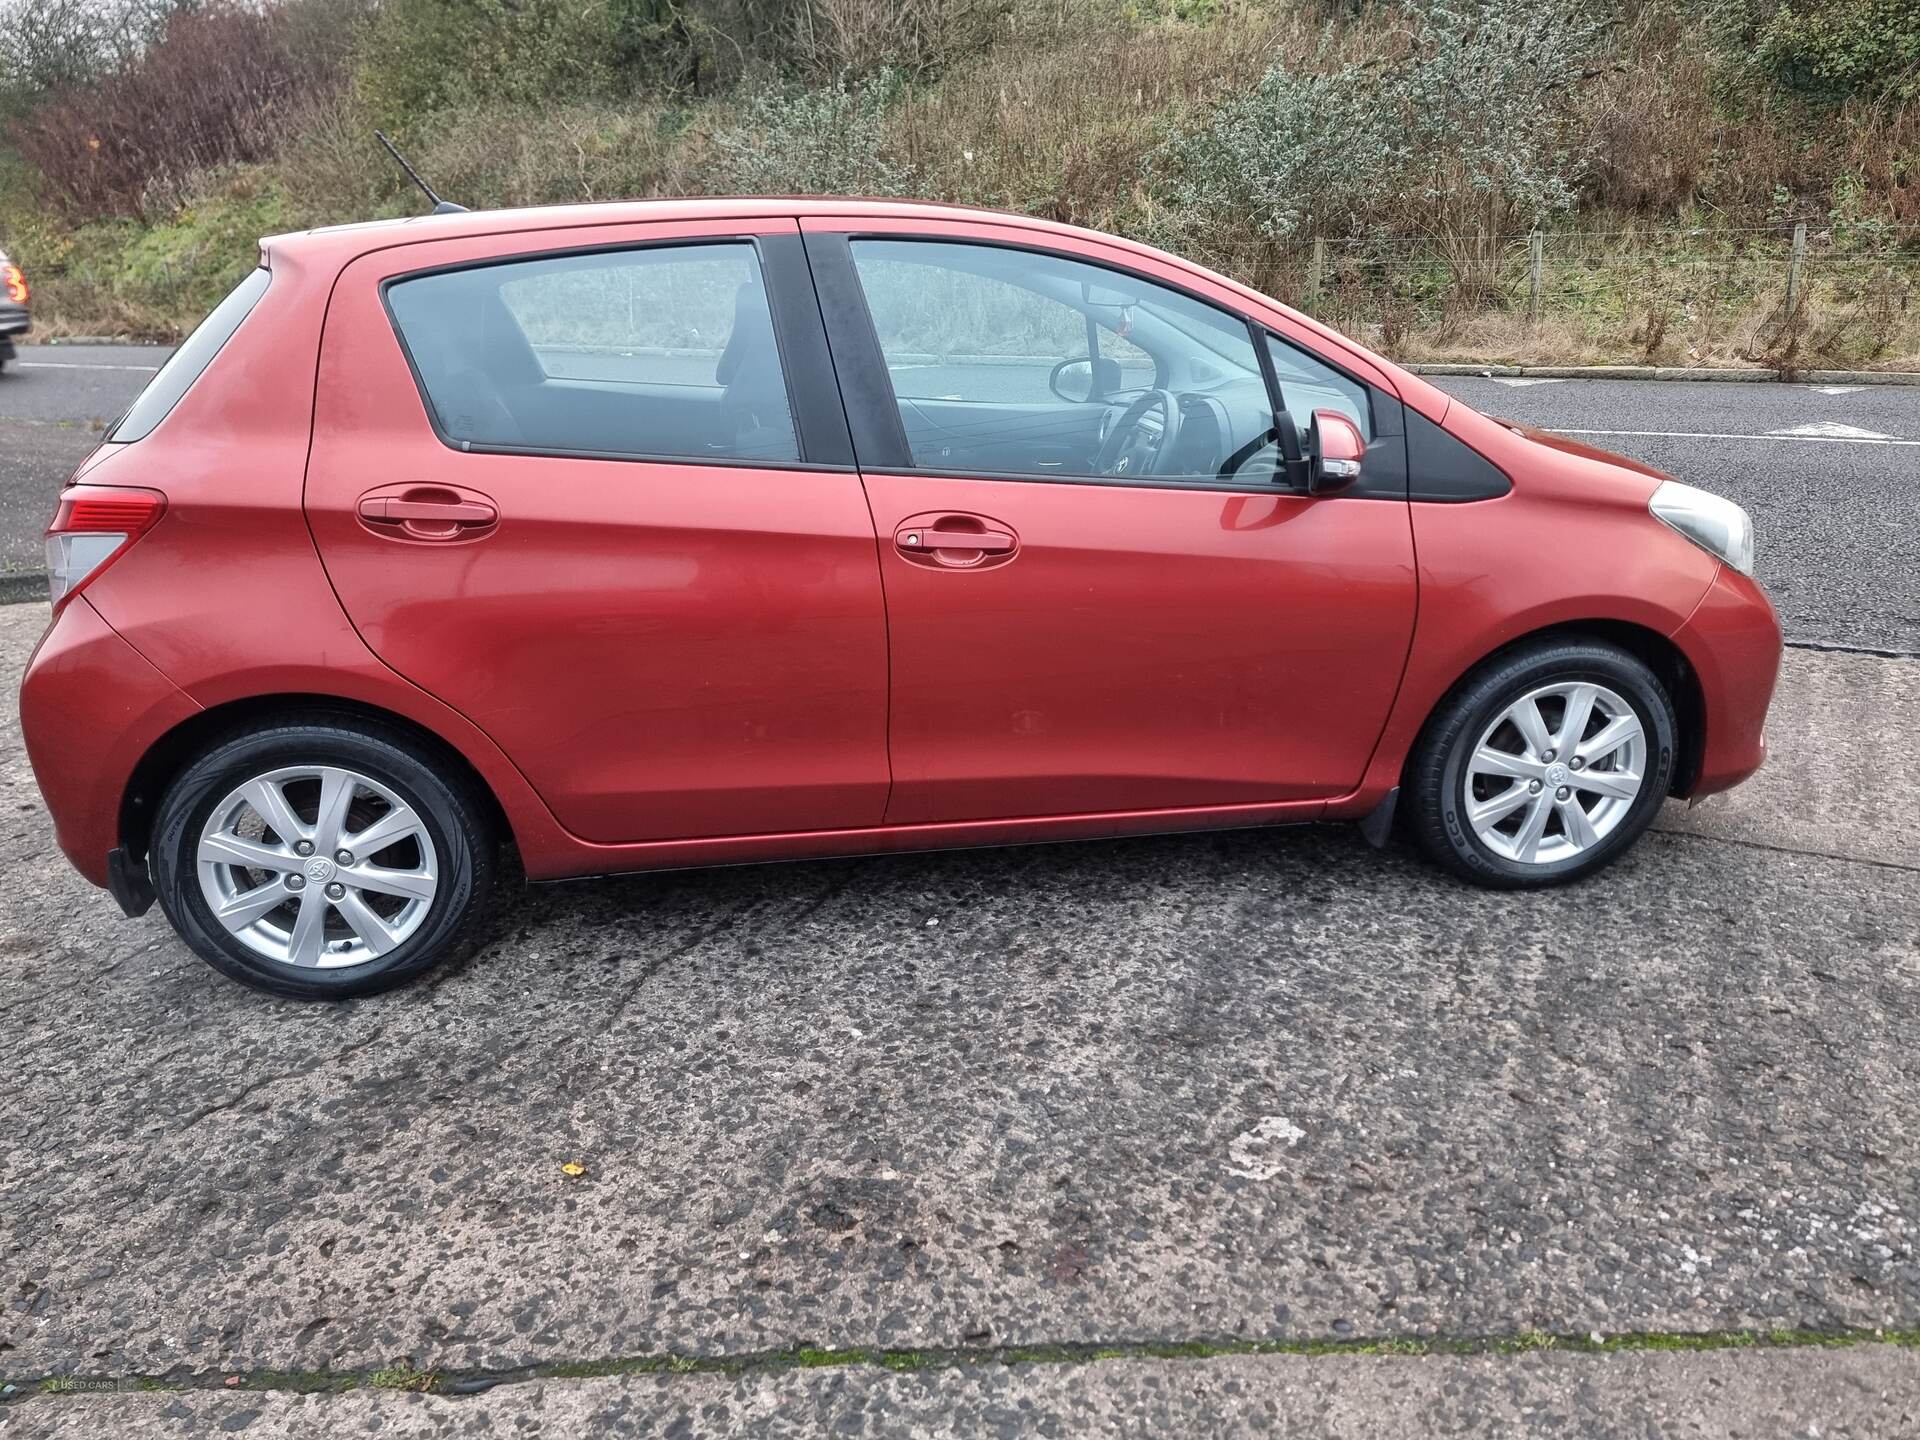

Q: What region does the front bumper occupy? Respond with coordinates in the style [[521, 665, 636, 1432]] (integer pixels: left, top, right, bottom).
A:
[[19, 597, 200, 889], [1671, 565, 1783, 798]]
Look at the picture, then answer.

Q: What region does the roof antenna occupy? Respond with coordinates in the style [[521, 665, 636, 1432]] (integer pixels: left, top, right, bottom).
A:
[[375, 130, 467, 215]]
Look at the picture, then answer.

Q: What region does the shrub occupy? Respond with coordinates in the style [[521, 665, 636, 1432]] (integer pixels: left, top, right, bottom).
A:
[[0, 0, 168, 119], [712, 70, 917, 195], [8, 1, 356, 220], [783, 0, 1013, 79], [1751, 0, 1920, 105], [1154, 0, 1612, 293], [352, 0, 628, 128]]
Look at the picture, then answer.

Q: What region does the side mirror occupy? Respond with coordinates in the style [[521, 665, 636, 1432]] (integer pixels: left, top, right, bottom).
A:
[[1049, 357, 1095, 403], [1049, 355, 1123, 404], [1307, 409, 1366, 494]]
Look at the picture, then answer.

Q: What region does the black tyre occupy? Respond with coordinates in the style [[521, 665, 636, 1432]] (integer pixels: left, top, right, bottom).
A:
[[1404, 638, 1676, 888], [151, 718, 495, 999]]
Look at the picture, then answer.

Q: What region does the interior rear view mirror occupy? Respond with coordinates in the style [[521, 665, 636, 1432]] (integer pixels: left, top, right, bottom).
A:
[[1080, 280, 1142, 309]]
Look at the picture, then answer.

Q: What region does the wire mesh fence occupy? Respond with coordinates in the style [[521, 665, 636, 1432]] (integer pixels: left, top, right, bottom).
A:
[[1177, 223, 1920, 370]]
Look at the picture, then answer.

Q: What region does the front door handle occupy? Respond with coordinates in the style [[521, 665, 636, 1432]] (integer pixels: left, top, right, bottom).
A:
[[894, 514, 1018, 569], [356, 486, 498, 541]]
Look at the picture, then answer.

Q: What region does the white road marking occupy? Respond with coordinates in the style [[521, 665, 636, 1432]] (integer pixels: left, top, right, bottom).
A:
[[1491, 377, 1565, 387], [18, 361, 160, 372], [1555, 427, 1920, 447], [1809, 384, 1867, 395], [1770, 421, 1897, 441]]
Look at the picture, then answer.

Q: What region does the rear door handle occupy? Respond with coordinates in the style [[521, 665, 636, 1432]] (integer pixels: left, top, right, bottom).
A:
[[897, 528, 1014, 553], [360, 498, 497, 524], [356, 486, 498, 541]]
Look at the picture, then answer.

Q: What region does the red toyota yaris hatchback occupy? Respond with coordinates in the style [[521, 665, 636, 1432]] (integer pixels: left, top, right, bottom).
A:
[[20, 199, 1780, 999]]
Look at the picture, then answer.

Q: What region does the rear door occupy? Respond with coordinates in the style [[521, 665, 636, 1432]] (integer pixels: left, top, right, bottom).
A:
[[305, 218, 891, 844], [803, 219, 1418, 825]]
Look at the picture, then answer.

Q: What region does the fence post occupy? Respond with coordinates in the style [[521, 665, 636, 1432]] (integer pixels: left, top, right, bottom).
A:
[[1305, 236, 1326, 317], [1786, 220, 1807, 318], [1527, 231, 1544, 327]]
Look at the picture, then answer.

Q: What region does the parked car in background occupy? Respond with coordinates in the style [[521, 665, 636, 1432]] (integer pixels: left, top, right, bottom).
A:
[[0, 245, 28, 372], [18, 198, 1781, 1000]]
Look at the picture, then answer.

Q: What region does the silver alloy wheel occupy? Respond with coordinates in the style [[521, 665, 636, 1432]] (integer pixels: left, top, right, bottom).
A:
[[195, 765, 439, 968], [1463, 681, 1647, 866]]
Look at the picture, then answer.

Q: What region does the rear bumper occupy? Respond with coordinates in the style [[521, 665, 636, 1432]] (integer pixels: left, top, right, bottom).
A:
[[19, 597, 200, 889], [0, 303, 28, 336], [1671, 566, 1783, 798]]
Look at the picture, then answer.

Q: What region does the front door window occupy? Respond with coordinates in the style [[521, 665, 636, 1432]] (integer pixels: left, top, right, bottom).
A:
[[848, 239, 1278, 486]]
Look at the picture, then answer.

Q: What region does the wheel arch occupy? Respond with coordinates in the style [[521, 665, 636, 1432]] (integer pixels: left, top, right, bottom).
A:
[[119, 694, 517, 863], [1403, 619, 1705, 798]]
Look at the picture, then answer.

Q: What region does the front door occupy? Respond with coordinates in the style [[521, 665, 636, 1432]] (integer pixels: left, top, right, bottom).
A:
[[806, 224, 1418, 825], [305, 219, 890, 844]]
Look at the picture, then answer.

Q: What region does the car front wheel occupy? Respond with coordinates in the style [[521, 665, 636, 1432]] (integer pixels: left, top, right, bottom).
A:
[[151, 718, 495, 999], [1405, 638, 1677, 888]]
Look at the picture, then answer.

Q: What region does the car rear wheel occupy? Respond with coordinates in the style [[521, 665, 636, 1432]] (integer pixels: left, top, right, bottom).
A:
[[1404, 638, 1677, 888], [151, 719, 495, 999]]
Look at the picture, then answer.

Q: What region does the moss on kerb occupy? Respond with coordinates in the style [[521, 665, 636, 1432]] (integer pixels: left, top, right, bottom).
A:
[[10, 1328, 1920, 1404]]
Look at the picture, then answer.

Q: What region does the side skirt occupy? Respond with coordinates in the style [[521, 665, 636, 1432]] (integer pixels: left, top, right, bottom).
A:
[[523, 796, 1335, 883]]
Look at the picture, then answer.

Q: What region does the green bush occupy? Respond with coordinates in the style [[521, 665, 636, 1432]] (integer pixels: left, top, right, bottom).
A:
[[712, 70, 916, 195], [1752, 0, 1920, 104], [1156, 0, 1610, 246], [353, 0, 629, 129]]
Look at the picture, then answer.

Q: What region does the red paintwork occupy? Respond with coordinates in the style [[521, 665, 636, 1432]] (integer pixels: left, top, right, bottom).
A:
[[1670, 565, 1782, 796], [865, 469, 1416, 824], [17, 197, 1781, 893], [18, 597, 199, 886], [1311, 410, 1366, 482]]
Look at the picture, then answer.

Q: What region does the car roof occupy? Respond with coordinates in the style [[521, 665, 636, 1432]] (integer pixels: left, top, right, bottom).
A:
[[265, 196, 1122, 264]]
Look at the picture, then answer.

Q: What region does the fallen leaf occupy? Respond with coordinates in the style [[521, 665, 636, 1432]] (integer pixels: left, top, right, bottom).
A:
[[560, 1162, 587, 1178]]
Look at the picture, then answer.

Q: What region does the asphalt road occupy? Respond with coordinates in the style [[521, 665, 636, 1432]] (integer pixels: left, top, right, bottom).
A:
[[0, 345, 159, 589], [2, 350, 1919, 1436]]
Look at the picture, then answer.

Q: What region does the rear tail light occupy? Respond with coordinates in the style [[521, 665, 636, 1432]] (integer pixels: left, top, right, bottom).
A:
[[46, 486, 165, 608], [1, 263, 25, 305]]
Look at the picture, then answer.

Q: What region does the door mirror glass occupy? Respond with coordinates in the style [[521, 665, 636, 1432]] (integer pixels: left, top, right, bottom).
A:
[[1308, 409, 1367, 493], [1048, 355, 1125, 404], [1050, 357, 1096, 403]]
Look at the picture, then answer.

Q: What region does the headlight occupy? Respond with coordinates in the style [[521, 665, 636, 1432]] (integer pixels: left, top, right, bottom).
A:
[[1649, 480, 1754, 576]]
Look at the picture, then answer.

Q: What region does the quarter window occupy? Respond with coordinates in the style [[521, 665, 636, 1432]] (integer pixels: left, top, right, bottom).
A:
[[386, 242, 799, 463], [1265, 334, 1373, 441], [848, 240, 1275, 485], [111, 266, 270, 443]]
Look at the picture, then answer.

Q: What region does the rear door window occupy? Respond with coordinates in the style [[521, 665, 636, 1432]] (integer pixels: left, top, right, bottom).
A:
[[385, 242, 799, 463]]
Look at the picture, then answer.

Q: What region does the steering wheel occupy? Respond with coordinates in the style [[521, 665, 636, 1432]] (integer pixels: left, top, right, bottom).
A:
[[1094, 388, 1184, 479]]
